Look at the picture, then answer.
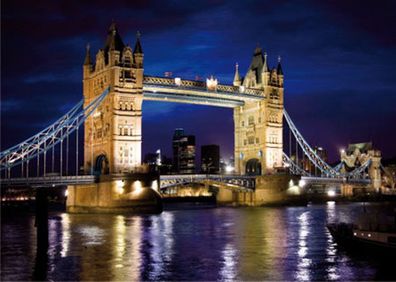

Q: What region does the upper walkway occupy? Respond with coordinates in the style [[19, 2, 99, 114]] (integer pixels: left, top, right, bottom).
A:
[[142, 76, 264, 108]]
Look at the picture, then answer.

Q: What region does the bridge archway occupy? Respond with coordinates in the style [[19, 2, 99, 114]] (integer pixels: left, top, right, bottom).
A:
[[245, 158, 261, 176], [94, 154, 109, 175]]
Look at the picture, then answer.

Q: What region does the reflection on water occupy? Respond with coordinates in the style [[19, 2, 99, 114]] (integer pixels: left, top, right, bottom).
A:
[[297, 211, 311, 281], [1, 203, 395, 281]]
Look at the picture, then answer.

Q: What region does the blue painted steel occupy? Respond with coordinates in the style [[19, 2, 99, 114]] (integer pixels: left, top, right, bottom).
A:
[[0, 88, 110, 171]]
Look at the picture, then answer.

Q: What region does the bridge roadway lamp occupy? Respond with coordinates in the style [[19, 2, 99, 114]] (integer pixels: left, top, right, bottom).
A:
[[174, 77, 182, 86], [225, 165, 234, 173], [206, 76, 218, 91], [327, 190, 336, 197]]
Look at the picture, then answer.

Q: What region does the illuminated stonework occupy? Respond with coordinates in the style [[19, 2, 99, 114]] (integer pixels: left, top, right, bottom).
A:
[[233, 48, 284, 175], [83, 23, 143, 174]]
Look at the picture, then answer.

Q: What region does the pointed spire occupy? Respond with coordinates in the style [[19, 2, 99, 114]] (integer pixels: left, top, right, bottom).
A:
[[104, 21, 125, 54], [254, 43, 262, 56], [263, 51, 269, 72], [233, 63, 241, 83], [133, 31, 143, 54], [84, 43, 91, 65], [277, 55, 283, 75]]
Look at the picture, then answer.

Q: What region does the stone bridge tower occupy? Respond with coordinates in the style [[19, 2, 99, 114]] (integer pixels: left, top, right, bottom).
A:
[[83, 23, 143, 174], [233, 47, 284, 175]]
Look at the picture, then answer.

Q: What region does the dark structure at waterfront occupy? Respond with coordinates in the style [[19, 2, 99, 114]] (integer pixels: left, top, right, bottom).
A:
[[172, 128, 196, 174], [201, 145, 220, 174]]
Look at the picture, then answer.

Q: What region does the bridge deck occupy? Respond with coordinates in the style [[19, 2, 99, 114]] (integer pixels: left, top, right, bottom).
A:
[[301, 176, 371, 185], [1, 175, 96, 187]]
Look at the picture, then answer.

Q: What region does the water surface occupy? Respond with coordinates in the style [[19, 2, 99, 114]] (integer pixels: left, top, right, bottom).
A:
[[1, 202, 395, 281]]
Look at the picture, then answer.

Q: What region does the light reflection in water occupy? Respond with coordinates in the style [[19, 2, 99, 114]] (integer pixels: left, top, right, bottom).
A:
[[148, 212, 174, 280], [1, 205, 392, 281], [77, 225, 105, 246], [326, 201, 336, 223], [220, 243, 237, 281], [128, 216, 142, 281], [326, 201, 340, 280], [113, 215, 126, 270], [60, 214, 70, 257], [296, 211, 311, 281]]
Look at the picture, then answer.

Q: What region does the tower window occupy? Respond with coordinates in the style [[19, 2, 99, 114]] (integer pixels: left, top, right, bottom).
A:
[[248, 116, 254, 125]]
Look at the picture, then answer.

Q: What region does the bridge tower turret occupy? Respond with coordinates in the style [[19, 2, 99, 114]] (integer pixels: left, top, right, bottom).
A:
[[234, 47, 284, 175], [233, 63, 242, 86], [83, 23, 143, 175], [83, 44, 92, 78]]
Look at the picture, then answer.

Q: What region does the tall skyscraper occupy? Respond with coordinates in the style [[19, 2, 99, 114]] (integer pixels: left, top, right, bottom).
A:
[[201, 145, 220, 174], [172, 128, 196, 174]]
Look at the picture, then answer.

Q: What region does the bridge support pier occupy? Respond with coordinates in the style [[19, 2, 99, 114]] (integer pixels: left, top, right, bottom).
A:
[[66, 173, 163, 213], [35, 189, 48, 250], [33, 189, 49, 281]]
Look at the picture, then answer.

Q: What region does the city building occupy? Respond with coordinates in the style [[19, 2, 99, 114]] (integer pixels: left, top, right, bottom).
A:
[[172, 129, 196, 174], [144, 151, 173, 174], [201, 145, 220, 174]]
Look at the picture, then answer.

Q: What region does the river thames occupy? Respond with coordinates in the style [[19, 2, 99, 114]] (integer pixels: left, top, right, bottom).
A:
[[1, 202, 395, 281]]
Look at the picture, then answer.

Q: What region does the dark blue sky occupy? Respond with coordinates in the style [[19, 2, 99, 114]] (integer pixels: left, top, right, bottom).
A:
[[2, 0, 396, 162]]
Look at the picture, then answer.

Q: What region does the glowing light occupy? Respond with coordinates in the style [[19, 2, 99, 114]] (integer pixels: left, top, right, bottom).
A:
[[206, 75, 218, 90], [93, 111, 101, 118], [132, 180, 143, 195], [239, 85, 245, 92], [368, 233, 371, 237], [353, 232, 357, 236], [298, 179, 306, 187], [151, 180, 158, 190], [64, 189, 69, 197], [340, 148, 345, 154], [288, 186, 300, 195], [327, 190, 336, 197], [289, 180, 294, 187], [115, 180, 124, 194], [225, 165, 234, 173], [174, 77, 181, 86]]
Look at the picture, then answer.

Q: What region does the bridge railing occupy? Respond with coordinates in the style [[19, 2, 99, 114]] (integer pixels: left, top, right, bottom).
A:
[[1, 175, 96, 187], [143, 76, 264, 97], [159, 174, 256, 190]]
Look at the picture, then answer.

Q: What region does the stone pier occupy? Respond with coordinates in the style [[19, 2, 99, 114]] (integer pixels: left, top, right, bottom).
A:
[[66, 173, 163, 213]]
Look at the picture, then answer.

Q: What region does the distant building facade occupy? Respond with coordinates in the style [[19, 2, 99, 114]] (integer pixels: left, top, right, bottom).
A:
[[201, 145, 220, 174], [144, 152, 173, 174], [172, 129, 196, 174]]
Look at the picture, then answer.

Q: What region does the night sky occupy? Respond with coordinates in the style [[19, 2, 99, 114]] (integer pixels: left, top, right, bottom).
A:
[[2, 0, 396, 162]]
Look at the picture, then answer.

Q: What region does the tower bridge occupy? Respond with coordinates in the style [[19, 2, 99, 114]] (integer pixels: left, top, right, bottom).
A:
[[1, 23, 392, 211]]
